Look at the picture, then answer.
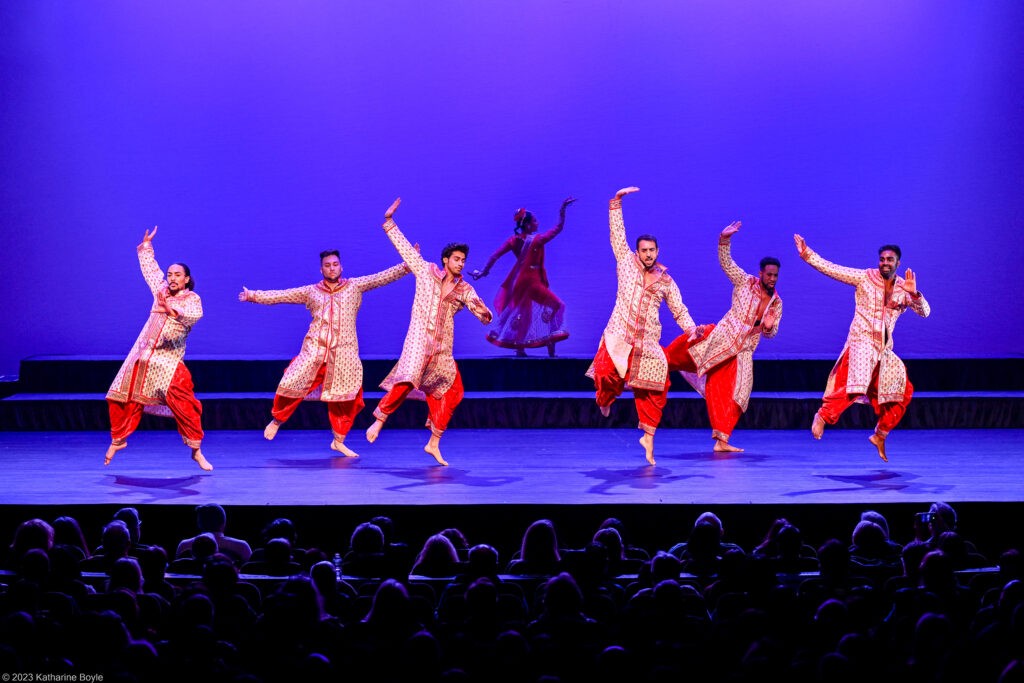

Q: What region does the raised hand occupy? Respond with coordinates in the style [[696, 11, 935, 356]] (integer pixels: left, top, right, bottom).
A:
[[469, 269, 485, 281], [238, 286, 250, 302], [901, 268, 917, 295], [385, 198, 401, 219], [143, 225, 158, 243], [560, 196, 578, 212], [793, 234, 807, 257], [614, 187, 640, 199], [721, 221, 742, 238]]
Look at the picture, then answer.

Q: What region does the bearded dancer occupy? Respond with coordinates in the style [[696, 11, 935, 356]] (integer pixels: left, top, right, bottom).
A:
[[586, 187, 706, 465], [105, 226, 212, 471], [365, 198, 493, 466], [239, 249, 409, 457], [663, 221, 782, 452], [794, 234, 930, 462]]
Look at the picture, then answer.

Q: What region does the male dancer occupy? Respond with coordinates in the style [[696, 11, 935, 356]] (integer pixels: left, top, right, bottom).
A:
[[663, 221, 782, 452], [105, 226, 212, 471], [794, 234, 930, 461], [239, 249, 409, 456], [365, 198, 493, 466], [586, 187, 705, 465]]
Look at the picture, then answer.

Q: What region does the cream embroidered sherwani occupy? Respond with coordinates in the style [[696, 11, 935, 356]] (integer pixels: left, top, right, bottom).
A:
[[379, 218, 492, 398], [586, 198, 695, 391], [245, 264, 409, 402], [803, 247, 930, 403], [107, 242, 203, 410], [683, 236, 783, 412]]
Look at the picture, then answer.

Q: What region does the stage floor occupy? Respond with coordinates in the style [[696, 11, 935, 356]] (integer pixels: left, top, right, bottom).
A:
[[1, 428, 1021, 506]]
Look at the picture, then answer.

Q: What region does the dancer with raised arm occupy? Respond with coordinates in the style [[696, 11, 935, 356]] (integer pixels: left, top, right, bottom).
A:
[[105, 226, 212, 471], [794, 234, 930, 462], [663, 221, 782, 452], [470, 197, 575, 357], [586, 187, 705, 465], [239, 249, 409, 457], [365, 199, 493, 466]]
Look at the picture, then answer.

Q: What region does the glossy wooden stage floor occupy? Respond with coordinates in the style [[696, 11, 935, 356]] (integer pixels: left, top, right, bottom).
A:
[[0, 428, 1021, 506]]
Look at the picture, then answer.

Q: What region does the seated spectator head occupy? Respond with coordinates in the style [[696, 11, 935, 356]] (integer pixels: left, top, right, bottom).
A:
[[349, 522, 385, 554], [465, 576, 498, 616], [928, 502, 958, 535], [687, 520, 723, 558], [113, 507, 143, 546], [593, 527, 626, 562], [851, 521, 887, 556], [466, 543, 500, 579], [859, 510, 891, 540], [412, 534, 460, 576], [264, 537, 294, 566], [191, 532, 219, 562], [261, 518, 297, 546], [817, 538, 850, 577], [9, 518, 54, 560], [310, 560, 337, 594], [202, 554, 240, 593], [540, 572, 584, 619], [52, 516, 90, 558], [100, 521, 132, 559], [370, 515, 397, 544], [520, 519, 560, 564], [195, 503, 228, 534], [363, 578, 411, 625], [649, 551, 682, 583], [694, 511, 726, 538], [18, 547, 50, 584], [439, 528, 469, 555], [136, 545, 168, 581], [109, 557, 143, 594]]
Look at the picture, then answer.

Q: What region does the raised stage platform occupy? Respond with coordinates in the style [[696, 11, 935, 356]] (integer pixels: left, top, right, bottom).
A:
[[1, 355, 1022, 561]]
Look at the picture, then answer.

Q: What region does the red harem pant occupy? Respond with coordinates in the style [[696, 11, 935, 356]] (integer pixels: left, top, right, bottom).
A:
[[592, 341, 669, 435], [373, 368, 465, 438], [817, 349, 914, 436], [108, 361, 204, 449], [663, 325, 743, 442], [271, 362, 365, 441]]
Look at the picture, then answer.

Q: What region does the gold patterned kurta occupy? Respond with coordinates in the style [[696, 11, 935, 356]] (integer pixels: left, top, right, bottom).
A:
[[683, 236, 783, 412], [803, 247, 930, 404], [380, 218, 492, 398], [246, 263, 409, 402], [586, 198, 696, 391], [107, 242, 203, 410]]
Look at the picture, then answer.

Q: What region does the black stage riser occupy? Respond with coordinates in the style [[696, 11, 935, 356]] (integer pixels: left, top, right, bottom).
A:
[[2, 394, 1021, 430]]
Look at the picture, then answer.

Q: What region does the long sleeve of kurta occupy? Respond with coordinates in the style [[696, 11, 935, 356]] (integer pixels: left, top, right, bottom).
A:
[[107, 242, 202, 406]]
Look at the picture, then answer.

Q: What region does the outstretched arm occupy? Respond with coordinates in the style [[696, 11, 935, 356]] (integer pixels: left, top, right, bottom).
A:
[[137, 225, 168, 295], [239, 285, 312, 305], [609, 187, 638, 260], [462, 284, 493, 325], [471, 237, 516, 280], [382, 198, 426, 271], [718, 221, 749, 285], [535, 196, 577, 247], [793, 233, 863, 285]]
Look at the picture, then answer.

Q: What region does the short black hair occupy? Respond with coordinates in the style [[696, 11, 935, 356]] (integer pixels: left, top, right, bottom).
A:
[[760, 256, 781, 270], [635, 234, 658, 249], [878, 244, 901, 260], [320, 249, 340, 262], [442, 242, 469, 260]]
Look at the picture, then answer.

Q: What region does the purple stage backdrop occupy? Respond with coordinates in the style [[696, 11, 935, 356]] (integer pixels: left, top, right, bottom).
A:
[[2, 1, 1023, 377]]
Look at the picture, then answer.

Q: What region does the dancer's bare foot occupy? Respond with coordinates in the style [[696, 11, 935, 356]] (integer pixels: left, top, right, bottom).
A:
[[714, 439, 744, 453], [811, 413, 826, 440], [191, 449, 214, 471], [600, 404, 611, 418], [547, 342, 556, 358], [639, 433, 656, 465], [104, 441, 127, 466], [366, 419, 384, 443], [263, 419, 282, 441], [331, 439, 360, 458], [869, 433, 888, 462], [424, 436, 448, 466]]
